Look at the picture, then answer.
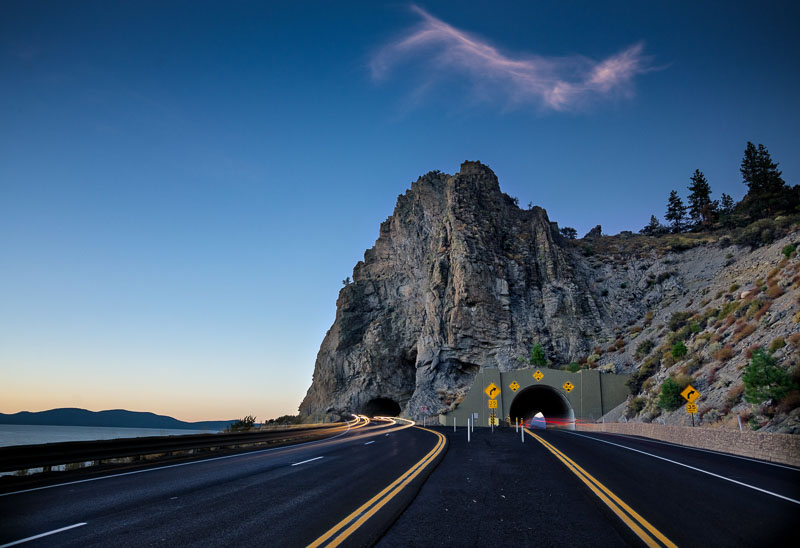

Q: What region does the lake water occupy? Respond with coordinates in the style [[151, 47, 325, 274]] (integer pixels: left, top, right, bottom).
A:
[[0, 424, 217, 448]]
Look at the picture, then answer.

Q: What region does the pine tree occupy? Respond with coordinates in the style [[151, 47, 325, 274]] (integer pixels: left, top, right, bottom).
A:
[[687, 169, 715, 228], [640, 215, 666, 235], [740, 142, 791, 216], [719, 193, 735, 214], [665, 190, 687, 232], [559, 227, 577, 239]]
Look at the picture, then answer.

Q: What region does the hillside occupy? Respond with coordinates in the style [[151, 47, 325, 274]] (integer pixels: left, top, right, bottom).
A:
[[300, 161, 799, 433], [0, 408, 235, 431]]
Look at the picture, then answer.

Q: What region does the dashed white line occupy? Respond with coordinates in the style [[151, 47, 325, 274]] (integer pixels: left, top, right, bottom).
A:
[[0, 423, 353, 498], [291, 456, 324, 467], [0, 523, 86, 547], [565, 431, 800, 505], [364, 441, 375, 445]]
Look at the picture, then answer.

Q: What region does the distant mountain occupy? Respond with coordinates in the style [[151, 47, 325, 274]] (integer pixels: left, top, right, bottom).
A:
[[0, 408, 235, 432]]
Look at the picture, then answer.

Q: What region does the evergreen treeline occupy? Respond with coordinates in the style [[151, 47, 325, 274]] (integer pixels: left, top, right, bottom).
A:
[[641, 142, 797, 235]]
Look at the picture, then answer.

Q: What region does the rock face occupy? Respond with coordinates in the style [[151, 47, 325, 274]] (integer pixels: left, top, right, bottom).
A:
[[300, 161, 800, 434], [300, 162, 616, 418]]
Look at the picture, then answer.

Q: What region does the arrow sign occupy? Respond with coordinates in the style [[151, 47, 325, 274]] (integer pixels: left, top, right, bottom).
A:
[[681, 384, 701, 403], [484, 382, 500, 399]]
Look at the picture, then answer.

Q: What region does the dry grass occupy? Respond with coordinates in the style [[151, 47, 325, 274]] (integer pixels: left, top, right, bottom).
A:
[[753, 301, 772, 321], [789, 332, 800, 346], [765, 284, 784, 299], [732, 323, 756, 344], [726, 383, 745, 407], [713, 345, 735, 362]]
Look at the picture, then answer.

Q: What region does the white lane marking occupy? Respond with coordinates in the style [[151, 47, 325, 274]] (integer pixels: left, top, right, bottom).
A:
[[595, 432, 800, 471], [564, 431, 800, 505], [291, 456, 324, 467], [364, 441, 375, 445], [0, 523, 87, 547], [0, 423, 353, 498]]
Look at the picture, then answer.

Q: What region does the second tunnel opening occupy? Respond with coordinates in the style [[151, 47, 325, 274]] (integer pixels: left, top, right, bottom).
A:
[[509, 385, 574, 430]]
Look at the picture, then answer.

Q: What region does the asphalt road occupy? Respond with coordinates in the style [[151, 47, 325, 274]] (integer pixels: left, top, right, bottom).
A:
[[378, 426, 799, 547], [0, 418, 444, 547]]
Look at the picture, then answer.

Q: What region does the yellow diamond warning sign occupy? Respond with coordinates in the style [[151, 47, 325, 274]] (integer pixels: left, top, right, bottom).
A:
[[533, 370, 544, 381], [563, 381, 574, 393], [681, 385, 701, 403], [488, 399, 498, 409], [509, 381, 520, 392], [484, 382, 500, 399]]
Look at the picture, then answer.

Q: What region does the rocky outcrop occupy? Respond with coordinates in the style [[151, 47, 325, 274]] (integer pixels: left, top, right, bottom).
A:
[[300, 161, 800, 434], [300, 162, 620, 417]]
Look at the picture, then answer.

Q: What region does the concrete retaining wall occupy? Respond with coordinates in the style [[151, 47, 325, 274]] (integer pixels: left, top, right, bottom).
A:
[[576, 422, 800, 468]]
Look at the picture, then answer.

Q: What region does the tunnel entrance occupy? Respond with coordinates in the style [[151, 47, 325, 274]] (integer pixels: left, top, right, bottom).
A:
[[509, 385, 574, 430], [361, 397, 401, 417]]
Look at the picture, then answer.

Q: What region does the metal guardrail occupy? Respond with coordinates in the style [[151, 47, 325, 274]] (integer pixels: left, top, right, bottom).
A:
[[0, 422, 348, 473]]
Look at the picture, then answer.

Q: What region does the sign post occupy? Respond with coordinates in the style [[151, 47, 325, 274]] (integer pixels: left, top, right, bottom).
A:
[[681, 385, 701, 427]]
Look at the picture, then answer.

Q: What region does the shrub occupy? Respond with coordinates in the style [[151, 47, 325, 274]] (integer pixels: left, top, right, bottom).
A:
[[743, 349, 796, 404], [753, 301, 772, 321], [567, 362, 581, 372], [630, 397, 646, 415], [636, 339, 655, 359], [776, 390, 800, 415], [627, 355, 660, 394], [714, 345, 734, 362], [726, 383, 745, 408], [658, 378, 683, 411], [769, 338, 786, 353], [782, 244, 796, 259], [529, 343, 547, 367], [789, 332, 800, 346], [732, 323, 756, 344], [765, 285, 784, 299], [717, 301, 740, 320], [729, 283, 740, 293], [671, 341, 688, 359], [227, 415, 258, 432], [668, 311, 693, 331]]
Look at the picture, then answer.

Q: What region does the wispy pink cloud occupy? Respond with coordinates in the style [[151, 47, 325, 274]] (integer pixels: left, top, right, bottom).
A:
[[371, 6, 655, 111]]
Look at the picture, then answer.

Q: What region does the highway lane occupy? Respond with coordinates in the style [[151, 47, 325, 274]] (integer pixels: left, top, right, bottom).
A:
[[532, 429, 799, 546], [0, 418, 445, 547], [379, 426, 798, 547]]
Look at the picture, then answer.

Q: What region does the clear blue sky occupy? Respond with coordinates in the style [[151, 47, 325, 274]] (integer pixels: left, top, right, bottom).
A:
[[2, 1, 798, 421]]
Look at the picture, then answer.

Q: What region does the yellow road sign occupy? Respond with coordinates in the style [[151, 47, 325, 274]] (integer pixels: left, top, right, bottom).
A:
[[509, 381, 520, 392], [488, 416, 499, 426], [488, 399, 498, 409], [484, 382, 500, 399], [533, 370, 544, 381], [563, 381, 574, 393], [681, 384, 701, 403], [686, 403, 698, 414]]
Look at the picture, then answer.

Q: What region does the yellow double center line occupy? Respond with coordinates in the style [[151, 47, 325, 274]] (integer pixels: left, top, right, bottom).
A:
[[307, 426, 447, 548], [525, 429, 677, 548]]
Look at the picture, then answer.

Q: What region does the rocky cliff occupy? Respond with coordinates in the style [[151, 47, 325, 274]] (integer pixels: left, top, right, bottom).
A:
[[301, 161, 625, 417], [299, 161, 800, 433]]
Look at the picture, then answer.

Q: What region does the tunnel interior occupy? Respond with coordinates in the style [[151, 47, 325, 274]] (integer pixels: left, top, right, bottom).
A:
[[509, 385, 574, 429], [361, 397, 401, 417]]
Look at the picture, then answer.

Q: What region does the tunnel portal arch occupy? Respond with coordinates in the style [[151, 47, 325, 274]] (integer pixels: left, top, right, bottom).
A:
[[509, 385, 574, 430], [361, 397, 401, 417]]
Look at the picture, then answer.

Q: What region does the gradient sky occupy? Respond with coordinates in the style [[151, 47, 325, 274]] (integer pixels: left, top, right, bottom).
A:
[[2, 1, 798, 421]]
